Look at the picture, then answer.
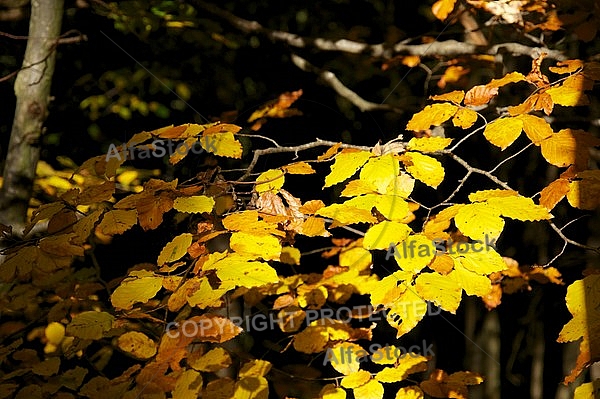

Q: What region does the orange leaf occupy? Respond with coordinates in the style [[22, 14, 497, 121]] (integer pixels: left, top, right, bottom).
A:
[[432, 0, 457, 21], [464, 85, 499, 106], [406, 103, 458, 131], [539, 178, 570, 210]]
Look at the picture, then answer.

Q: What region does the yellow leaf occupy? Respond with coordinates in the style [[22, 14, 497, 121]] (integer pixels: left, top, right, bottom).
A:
[[97, 209, 137, 235], [352, 379, 384, 399], [318, 143, 342, 161], [449, 263, 492, 296], [230, 232, 281, 261], [557, 275, 600, 383], [516, 114, 553, 145], [386, 173, 416, 198], [370, 272, 411, 308], [157, 233, 193, 265], [392, 234, 436, 273], [316, 203, 377, 225], [66, 311, 114, 340], [540, 129, 600, 169], [341, 179, 377, 196], [399, 152, 445, 188], [324, 150, 372, 187], [406, 137, 452, 153], [206, 254, 279, 289], [222, 210, 282, 236], [483, 117, 523, 150], [547, 74, 593, 107], [452, 108, 479, 129], [567, 170, 600, 210], [430, 90, 464, 104], [201, 124, 243, 158], [486, 71, 526, 88], [282, 162, 316, 174], [454, 203, 504, 241], [293, 325, 329, 354], [172, 369, 202, 399], [173, 196, 215, 213], [406, 103, 458, 131], [395, 386, 425, 399], [374, 195, 410, 221], [45, 322, 65, 345], [117, 331, 157, 360], [255, 169, 285, 194], [431, 0, 457, 20], [327, 342, 366, 375], [341, 370, 372, 389], [363, 221, 412, 250], [319, 384, 347, 399], [464, 85, 498, 106], [359, 154, 399, 194], [415, 272, 462, 313], [189, 347, 231, 372], [387, 288, 428, 337], [573, 379, 600, 399], [375, 356, 428, 382], [449, 247, 508, 275], [486, 196, 552, 221], [468, 189, 518, 202], [187, 277, 228, 309], [111, 272, 163, 310], [300, 216, 330, 237]]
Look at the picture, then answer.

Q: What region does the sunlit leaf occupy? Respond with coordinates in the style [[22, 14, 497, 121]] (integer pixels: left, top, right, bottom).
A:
[[406, 103, 458, 131]]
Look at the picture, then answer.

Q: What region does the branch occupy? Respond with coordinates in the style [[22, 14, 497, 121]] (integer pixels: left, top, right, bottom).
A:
[[240, 138, 373, 181], [290, 54, 403, 113], [194, 0, 566, 61]]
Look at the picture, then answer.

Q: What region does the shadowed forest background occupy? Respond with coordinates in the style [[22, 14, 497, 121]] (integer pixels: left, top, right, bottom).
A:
[[0, 1, 599, 398]]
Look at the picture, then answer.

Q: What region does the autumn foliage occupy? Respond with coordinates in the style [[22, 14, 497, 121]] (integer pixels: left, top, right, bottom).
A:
[[1, 1, 600, 399]]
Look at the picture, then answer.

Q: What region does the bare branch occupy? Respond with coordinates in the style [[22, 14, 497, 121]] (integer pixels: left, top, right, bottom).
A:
[[290, 54, 403, 113], [194, 0, 566, 61], [240, 138, 373, 181]]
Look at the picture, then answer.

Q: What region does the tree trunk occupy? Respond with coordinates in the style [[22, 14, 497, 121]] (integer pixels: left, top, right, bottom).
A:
[[0, 0, 64, 233]]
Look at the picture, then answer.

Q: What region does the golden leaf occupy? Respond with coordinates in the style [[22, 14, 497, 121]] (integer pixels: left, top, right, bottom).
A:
[[394, 386, 425, 398], [256, 169, 285, 194], [188, 347, 231, 372], [540, 129, 600, 169], [111, 272, 163, 310], [449, 263, 492, 296], [172, 369, 203, 399], [157, 233, 193, 265], [341, 370, 372, 389], [201, 126, 243, 159], [399, 152, 445, 188], [363, 221, 412, 250], [230, 232, 281, 261], [392, 234, 436, 273], [455, 203, 504, 241], [206, 254, 279, 289], [450, 247, 508, 275], [452, 108, 479, 129], [406, 137, 452, 153], [117, 331, 157, 360], [547, 74, 593, 107], [359, 154, 400, 194], [352, 380, 384, 399], [483, 117, 523, 150], [282, 161, 316, 174], [324, 149, 372, 187], [540, 178, 570, 210], [173, 195, 215, 213], [431, 0, 457, 20], [430, 90, 464, 104], [387, 288, 428, 337], [406, 103, 458, 131], [415, 272, 462, 313], [486, 71, 526, 88]]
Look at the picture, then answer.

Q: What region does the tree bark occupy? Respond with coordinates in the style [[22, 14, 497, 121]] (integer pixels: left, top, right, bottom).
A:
[[0, 0, 64, 232]]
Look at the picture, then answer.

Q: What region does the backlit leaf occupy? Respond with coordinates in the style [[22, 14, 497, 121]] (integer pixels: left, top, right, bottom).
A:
[[341, 370, 371, 389], [117, 331, 157, 360], [455, 203, 504, 241], [400, 152, 445, 188], [483, 117, 523, 150], [324, 150, 372, 187], [547, 74, 593, 107], [230, 232, 281, 261], [431, 0, 457, 20], [415, 272, 462, 313], [359, 154, 399, 194], [517, 114, 553, 144], [395, 386, 424, 399], [173, 196, 215, 213], [406, 103, 458, 131], [540, 129, 600, 169], [540, 178, 570, 210], [157, 233, 193, 265], [487, 71, 525, 88], [98, 209, 137, 235], [256, 169, 285, 194], [449, 263, 492, 296], [172, 369, 202, 399], [189, 347, 231, 372], [393, 234, 436, 273], [363, 221, 412, 250], [450, 247, 508, 275], [282, 161, 316, 174], [452, 108, 478, 129], [406, 137, 452, 153], [567, 170, 600, 210], [352, 379, 384, 399], [430, 90, 464, 104], [201, 124, 243, 158], [111, 271, 163, 310]]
